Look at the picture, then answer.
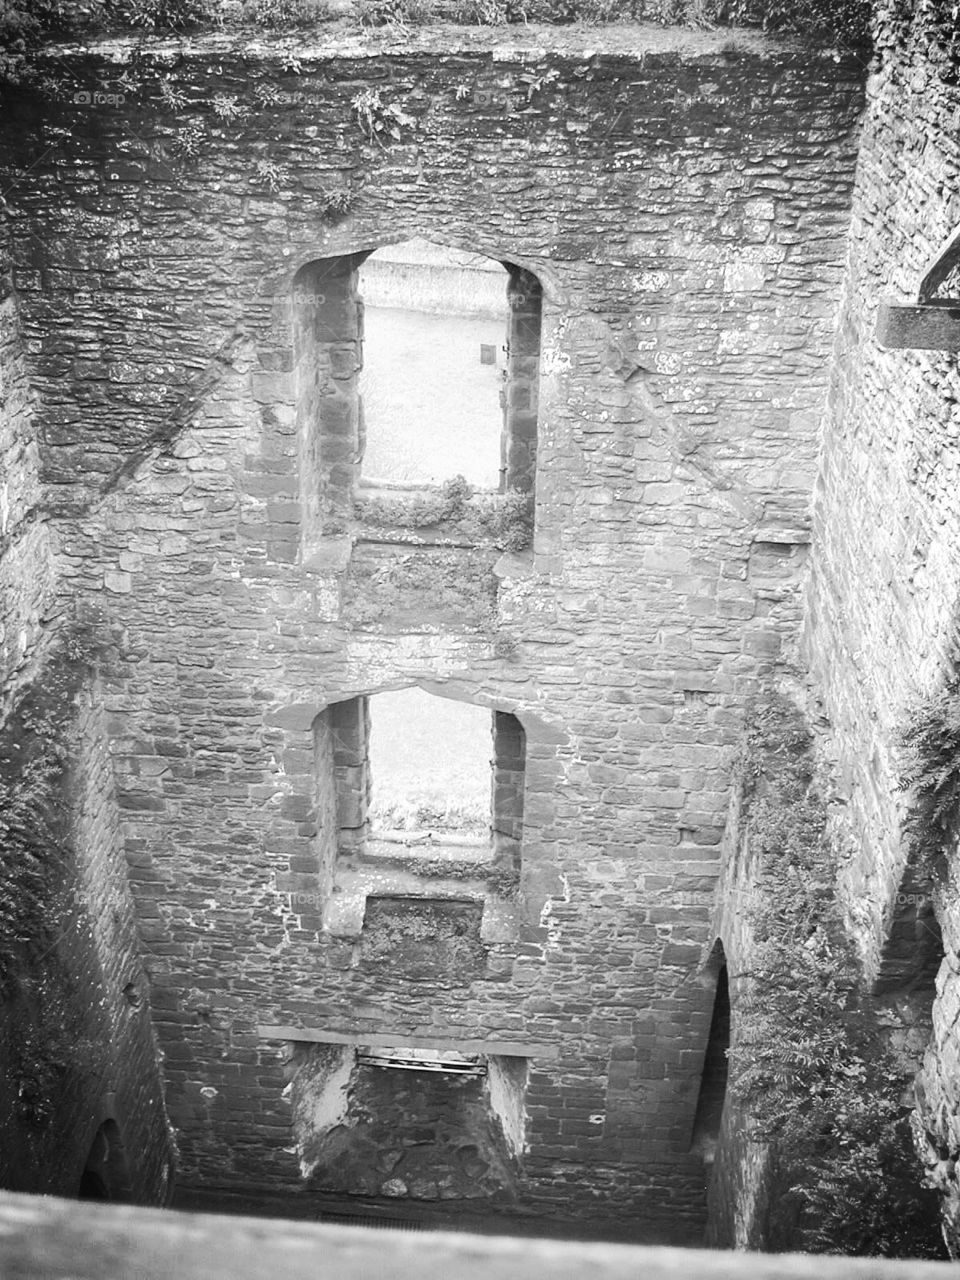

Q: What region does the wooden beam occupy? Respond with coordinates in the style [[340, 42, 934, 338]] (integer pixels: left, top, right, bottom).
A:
[[876, 302, 960, 350], [919, 222, 960, 303]]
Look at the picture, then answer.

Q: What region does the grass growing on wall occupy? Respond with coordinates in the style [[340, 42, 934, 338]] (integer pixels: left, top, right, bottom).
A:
[[730, 694, 945, 1258], [354, 476, 534, 553], [451, 0, 870, 41], [0, 0, 872, 83]]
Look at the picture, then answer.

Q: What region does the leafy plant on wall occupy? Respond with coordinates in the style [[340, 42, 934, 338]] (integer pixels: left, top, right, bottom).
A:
[[898, 677, 960, 878], [354, 475, 534, 552], [351, 86, 416, 145], [0, 0, 874, 87], [729, 695, 945, 1258]]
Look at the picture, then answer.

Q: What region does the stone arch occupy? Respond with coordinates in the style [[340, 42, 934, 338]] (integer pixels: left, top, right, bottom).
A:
[[266, 678, 557, 740], [287, 228, 557, 300], [314, 682, 527, 864], [304, 679, 550, 942]]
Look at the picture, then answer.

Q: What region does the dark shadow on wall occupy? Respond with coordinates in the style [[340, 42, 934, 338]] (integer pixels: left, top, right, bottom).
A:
[[691, 943, 730, 1165], [702, 931, 775, 1252], [873, 854, 945, 1000], [78, 1120, 133, 1202]]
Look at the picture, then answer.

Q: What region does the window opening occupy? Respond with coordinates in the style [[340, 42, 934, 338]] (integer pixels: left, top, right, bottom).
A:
[[293, 242, 543, 548], [367, 687, 490, 849], [358, 239, 509, 490], [357, 1047, 486, 1076], [319, 689, 526, 870]]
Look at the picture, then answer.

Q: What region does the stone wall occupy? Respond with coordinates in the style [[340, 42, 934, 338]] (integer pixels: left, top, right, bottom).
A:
[[798, 0, 960, 1248], [0, 669, 175, 1202], [0, 219, 172, 1207], [0, 222, 58, 703], [0, 22, 865, 1234], [704, 735, 771, 1250], [289, 1042, 519, 1206], [802, 0, 960, 980], [3, 1187, 958, 1280]]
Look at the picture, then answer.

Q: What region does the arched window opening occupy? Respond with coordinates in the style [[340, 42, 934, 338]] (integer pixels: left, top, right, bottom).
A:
[[78, 1120, 132, 1202], [358, 240, 509, 490], [491, 710, 525, 863], [368, 687, 490, 841], [316, 688, 525, 874], [293, 241, 542, 548], [690, 961, 730, 1165]]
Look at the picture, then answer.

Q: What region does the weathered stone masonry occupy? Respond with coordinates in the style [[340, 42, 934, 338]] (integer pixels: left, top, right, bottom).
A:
[[0, 227, 174, 1203], [0, 24, 865, 1232], [0, 220, 57, 703], [799, 0, 960, 1250]]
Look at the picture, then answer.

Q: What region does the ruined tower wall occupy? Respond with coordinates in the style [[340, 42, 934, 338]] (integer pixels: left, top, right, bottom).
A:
[[65, 682, 177, 1203], [2, 26, 864, 1232], [798, 0, 960, 1244], [801, 3, 960, 976], [0, 229, 173, 1207], [0, 653, 175, 1201], [0, 226, 58, 700]]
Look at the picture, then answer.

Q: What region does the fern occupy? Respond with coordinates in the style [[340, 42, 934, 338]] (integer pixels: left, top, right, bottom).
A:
[[898, 679, 960, 866], [730, 695, 944, 1257]]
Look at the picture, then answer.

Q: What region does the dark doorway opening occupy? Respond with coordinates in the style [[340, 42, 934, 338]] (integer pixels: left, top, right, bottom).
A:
[[691, 960, 730, 1163], [78, 1119, 133, 1202]]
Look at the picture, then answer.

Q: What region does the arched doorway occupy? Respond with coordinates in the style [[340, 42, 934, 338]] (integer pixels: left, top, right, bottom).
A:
[[78, 1119, 132, 1202], [691, 945, 730, 1163]]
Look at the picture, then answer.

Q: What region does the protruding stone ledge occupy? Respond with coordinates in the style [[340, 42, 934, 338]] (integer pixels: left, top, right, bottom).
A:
[[876, 302, 960, 350], [256, 1026, 559, 1059], [321, 862, 521, 943], [0, 1190, 954, 1280]]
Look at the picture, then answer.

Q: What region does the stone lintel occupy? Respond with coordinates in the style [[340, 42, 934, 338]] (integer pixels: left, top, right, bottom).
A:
[[256, 1025, 559, 1058]]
